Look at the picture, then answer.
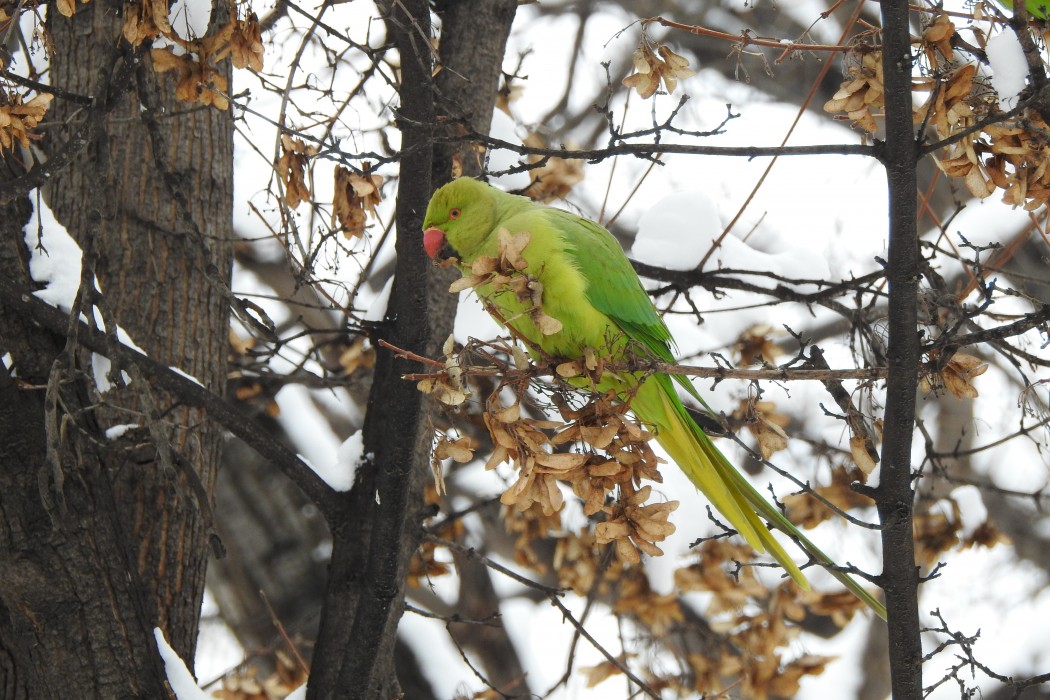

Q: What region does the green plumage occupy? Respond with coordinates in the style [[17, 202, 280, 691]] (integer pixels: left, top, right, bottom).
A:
[[996, 0, 1048, 20], [422, 177, 885, 619]]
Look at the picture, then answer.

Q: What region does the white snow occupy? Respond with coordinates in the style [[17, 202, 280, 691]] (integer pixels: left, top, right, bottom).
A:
[[273, 384, 355, 491], [117, 326, 148, 354], [104, 423, 139, 440], [630, 189, 832, 280], [167, 0, 212, 40], [399, 610, 477, 697], [951, 485, 988, 537], [274, 385, 341, 464], [92, 353, 132, 393], [987, 30, 1029, 109], [194, 589, 244, 692], [24, 194, 148, 392], [364, 274, 394, 323], [24, 194, 82, 311], [169, 366, 205, 388], [154, 627, 211, 700], [453, 291, 504, 345], [330, 430, 366, 492], [631, 190, 721, 270]]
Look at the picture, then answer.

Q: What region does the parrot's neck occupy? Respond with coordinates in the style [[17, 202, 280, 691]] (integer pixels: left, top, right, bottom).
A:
[[492, 190, 537, 222]]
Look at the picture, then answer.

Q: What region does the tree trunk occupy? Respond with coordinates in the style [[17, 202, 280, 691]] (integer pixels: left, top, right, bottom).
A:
[[0, 0, 234, 693], [308, 1, 518, 697]]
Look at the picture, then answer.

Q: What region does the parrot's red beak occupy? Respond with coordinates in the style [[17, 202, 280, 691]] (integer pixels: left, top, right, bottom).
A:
[[423, 227, 446, 259]]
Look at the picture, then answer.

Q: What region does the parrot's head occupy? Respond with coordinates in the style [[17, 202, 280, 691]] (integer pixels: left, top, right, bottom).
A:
[[422, 178, 498, 262]]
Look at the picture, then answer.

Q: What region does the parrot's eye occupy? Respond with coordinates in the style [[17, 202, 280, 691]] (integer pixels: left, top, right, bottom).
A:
[[448, 208, 461, 220]]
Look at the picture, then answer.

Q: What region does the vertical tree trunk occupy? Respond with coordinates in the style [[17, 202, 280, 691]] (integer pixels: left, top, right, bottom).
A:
[[0, 0, 234, 693], [0, 173, 174, 698], [308, 3, 437, 697], [308, 2, 518, 697], [43, 1, 234, 661], [876, 0, 924, 697]]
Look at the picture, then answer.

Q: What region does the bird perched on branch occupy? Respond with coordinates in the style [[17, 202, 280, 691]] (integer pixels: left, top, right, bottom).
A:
[[422, 177, 885, 619]]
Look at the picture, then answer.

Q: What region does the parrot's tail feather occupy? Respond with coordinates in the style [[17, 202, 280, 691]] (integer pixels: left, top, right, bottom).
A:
[[633, 376, 887, 620], [638, 380, 808, 587], [728, 466, 888, 619]]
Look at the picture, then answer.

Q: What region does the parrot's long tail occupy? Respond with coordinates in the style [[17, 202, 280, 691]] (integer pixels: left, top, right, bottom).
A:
[[632, 376, 888, 620]]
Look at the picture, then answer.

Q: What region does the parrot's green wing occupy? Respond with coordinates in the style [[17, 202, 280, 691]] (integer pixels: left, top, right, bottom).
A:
[[543, 210, 670, 348], [543, 209, 709, 407]]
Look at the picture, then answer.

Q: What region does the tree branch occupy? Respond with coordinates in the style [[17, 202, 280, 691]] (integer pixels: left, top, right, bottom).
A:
[[0, 274, 341, 519]]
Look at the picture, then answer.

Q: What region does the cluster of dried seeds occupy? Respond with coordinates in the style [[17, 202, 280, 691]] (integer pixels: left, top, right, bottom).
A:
[[0, 92, 53, 152], [332, 164, 384, 237], [825, 13, 1050, 210], [622, 39, 696, 99], [823, 46, 885, 134], [277, 135, 318, 209], [919, 350, 989, 399]]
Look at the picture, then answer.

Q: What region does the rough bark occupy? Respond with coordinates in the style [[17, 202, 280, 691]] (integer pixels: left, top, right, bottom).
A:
[[0, 0, 233, 693], [431, 0, 519, 184], [42, 0, 234, 662], [0, 157, 166, 697], [0, 148, 173, 699]]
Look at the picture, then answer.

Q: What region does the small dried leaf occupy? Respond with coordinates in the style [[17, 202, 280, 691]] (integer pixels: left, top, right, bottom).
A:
[[471, 256, 500, 275], [231, 14, 264, 71], [533, 309, 563, 336], [451, 273, 486, 293], [416, 376, 468, 406], [556, 359, 584, 377], [338, 337, 375, 374], [534, 452, 588, 471], [580, 424, 618, 449], [595, 519, 631, 542], [615, 536, 640, 563], [521, 133, 585, 202], [622, 62, 660, 99], [581, 660, 624, 688], [333, 164, 383, 237], [278, 135, 317, 207], [512, 345, 530, 370], [434, 435, 475, 463], [498, 229, 531, 270], [849, 435, 878, 477], [485, 445, 510, 470], [496, 402, 520, 423], [0, 93, 53, 151], [622, 41, 694, 99]]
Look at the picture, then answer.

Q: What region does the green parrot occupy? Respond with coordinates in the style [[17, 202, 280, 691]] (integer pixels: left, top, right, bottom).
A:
[[422, 177, 886, 619]]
